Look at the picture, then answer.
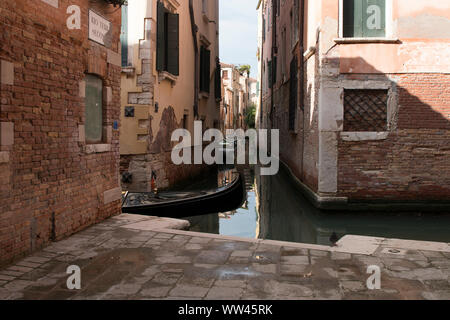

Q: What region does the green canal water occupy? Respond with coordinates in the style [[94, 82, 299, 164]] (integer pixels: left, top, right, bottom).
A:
[[183, 165, 450, 246]]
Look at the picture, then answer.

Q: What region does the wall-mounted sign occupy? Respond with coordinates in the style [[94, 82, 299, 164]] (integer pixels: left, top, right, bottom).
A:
[[88, 10, 111, 47]]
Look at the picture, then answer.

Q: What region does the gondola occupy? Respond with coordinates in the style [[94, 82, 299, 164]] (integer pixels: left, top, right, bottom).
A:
[[121, 171, 246, 218]]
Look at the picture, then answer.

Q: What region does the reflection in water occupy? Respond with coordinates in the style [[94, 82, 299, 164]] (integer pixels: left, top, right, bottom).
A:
[[185, 165, 450, 246]]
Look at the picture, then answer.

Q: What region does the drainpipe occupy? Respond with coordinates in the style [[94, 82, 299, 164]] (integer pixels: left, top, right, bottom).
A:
[[189, 0, 199, 118], [300, 0, 305, 180], [256, 0, 263, 128], [270, 0, 277, 125]]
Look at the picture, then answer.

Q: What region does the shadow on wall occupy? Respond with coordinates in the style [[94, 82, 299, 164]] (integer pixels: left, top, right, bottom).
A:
[[322, 55, 450, 201]]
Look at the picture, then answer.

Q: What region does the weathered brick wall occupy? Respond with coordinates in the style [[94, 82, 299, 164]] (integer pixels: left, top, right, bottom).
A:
[[0, 0, 122, 265], [338, 73, 450, 200]]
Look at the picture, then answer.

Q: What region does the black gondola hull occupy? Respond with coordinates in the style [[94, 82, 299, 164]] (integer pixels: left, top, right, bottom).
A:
[[122, 173, 246, 218]]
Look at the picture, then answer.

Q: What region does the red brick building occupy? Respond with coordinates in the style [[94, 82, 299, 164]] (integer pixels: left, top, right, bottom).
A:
[[258, 0, 450, 209], [0, 0, 122, 265]]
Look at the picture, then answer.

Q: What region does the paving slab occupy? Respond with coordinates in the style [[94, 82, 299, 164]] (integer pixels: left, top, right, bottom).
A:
[[0, 214, 448, 300]]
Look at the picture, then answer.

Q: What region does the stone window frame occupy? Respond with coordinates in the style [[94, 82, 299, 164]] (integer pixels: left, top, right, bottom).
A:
[[79, 76, 114, 154], [0, 122, 13, 164], [336, 0, 398, 43], [1, 60, 15, 163], [156, 0, 180, 83], [339, 80, 398, 142]]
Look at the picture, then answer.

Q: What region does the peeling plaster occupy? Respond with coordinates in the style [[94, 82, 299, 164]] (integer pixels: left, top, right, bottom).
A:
[[397, 14, 450, 39]]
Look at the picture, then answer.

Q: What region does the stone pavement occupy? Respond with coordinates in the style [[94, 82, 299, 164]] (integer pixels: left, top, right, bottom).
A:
[[0, 214, 449, 300]]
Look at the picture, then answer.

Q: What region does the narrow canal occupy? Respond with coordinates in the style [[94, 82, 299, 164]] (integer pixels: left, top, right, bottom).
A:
[[183, 165, 450, 246]]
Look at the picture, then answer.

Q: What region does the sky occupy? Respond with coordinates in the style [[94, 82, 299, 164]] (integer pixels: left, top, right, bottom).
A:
[[219, 0, 259, 79]]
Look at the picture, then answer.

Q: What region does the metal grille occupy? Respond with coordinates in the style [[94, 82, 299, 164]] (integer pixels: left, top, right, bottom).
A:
[[344, 89, 388, 132]]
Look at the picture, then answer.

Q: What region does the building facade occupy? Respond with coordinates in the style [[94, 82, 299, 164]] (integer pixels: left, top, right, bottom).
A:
[[0, 0, 122, 265], [248, 77, 259, 107], [119, 0, 221, 192], [220, 63, 251, 131], [258, 0, 450, 208]]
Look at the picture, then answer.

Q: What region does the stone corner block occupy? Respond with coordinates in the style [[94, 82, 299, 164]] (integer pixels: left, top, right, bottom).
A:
[[103, 125, 113, 143], [0, 122, 14, 146], [1, 60, 14, 85], [0, 151, 9, 163], [103, 187, 122, 205], [78, 125, 85, 142], [79, 80, 86, 98], [86, 144, 111, 154], [103, 87, 112, 104], [107, 49, 121, 67]]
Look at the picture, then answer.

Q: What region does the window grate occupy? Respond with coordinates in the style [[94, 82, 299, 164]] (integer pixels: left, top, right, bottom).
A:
[[344, 89, 388, 132]]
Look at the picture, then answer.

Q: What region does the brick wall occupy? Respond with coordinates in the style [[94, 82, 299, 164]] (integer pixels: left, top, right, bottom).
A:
[[338, 73, 450, 200], [0, 0, 122, 265]]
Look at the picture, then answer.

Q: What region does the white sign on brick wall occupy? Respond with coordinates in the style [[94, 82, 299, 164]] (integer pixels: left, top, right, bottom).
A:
[[88, 10, 111, 46], [41, 0, 58, 8]]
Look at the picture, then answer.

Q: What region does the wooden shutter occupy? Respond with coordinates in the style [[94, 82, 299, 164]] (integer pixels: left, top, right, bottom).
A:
[[166, 12, 179, 76], [121, 5, 128, 67], [200, 47, 205, 92], [273, 56, 277, 85], [343, 0, 363, 37], [156, 1, 166, 71], [262, 17, 266, 42], [214, 58, 221, 100], [205, 49, 211, 93], [200, 46, 211, 93], [289, 57, 298, 131], [85, 75, 103, 144]]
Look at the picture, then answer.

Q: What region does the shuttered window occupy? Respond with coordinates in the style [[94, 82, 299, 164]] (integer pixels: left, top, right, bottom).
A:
[[85, 75, 103, 144], [156, 1, 179, 76], [262, 17, 266, 42], [343, 0, 386, 38], [289, 57, 298, 131], [121, 5, 128, 67], [214, 57, 221, 101], [200, 46, 211, 93], [267, 60, 272, 89]]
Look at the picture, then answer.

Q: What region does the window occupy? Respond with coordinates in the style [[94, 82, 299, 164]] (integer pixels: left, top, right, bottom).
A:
[[267, 60, 272, 89], [281, 27, 286, 81], [289, 57, 298, 131], [200, 46, 211, 93], [343, 89, 388, 132], [156, 1, 179, 76], [85, 75, 103, 144], [291, 0, 299, 48], [262, 17, 266, 43], [214, 58, 222, 101], [223, 70, 228, 79], [121, 5, 128, 67], [343, 0, 386, 38], [182, 114, 188, 129], [202, 0, 208, 15]]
